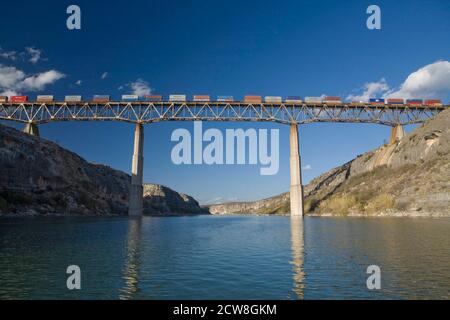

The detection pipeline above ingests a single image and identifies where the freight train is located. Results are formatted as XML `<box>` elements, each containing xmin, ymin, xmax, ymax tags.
<box><xmin>0</xmin><ymin>95</ymin><xmax>445</xmax><ymax>107</ymax></box>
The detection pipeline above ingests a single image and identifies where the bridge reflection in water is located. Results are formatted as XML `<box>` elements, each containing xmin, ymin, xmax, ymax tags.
<box><xmin>119</xmin><ymin>216</ymin><xmax>307</xmax><ymax>299</ymax></box>
<box><xmin>120</xmin><ymin>218</ymin><xmax>142</xmax><ymax>300</ymax></box>
<box><xmin>290</xmin><ymin>217</ymin><xmax>305</xmax><ymax>299</ymax></box>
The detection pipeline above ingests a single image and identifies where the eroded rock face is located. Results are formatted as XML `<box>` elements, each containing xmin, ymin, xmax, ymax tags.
<box><xmin>0</xmin><ymin>125</ymin><xmax>130</xmax><ymax>215</ymax></box>
<box><xmin>143</xmin><ymin>184</ymin><xmax>209</xmax><ymax>215</ymax></box>
<box><xmin>209</xmin><ymin>109</ymin><xmax>450</xmax><ymax>216</ymax></box>
<box><xmin>0</xmin><ymin>125</ymin><xmax>209</xmax><ymax>216</ymax></box>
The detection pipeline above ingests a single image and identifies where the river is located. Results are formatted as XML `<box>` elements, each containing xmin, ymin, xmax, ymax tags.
<box><xmin>0</xmin><ymin>215</ymin><xmax>448</xmax><ymax>299</ymax></box>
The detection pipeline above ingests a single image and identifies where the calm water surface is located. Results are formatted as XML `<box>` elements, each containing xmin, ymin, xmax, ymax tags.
<box><xmin>0</xmin><ymin>215</ymin><xmax>449</xmax><ymax>299</ymax></box>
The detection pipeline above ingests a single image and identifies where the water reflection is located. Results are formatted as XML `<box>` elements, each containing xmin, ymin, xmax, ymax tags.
<box><xmin>120</xmin><ymin>218</ymin><xmax>142</xmax><ymax>300</ymax></box>
<box><xmin>290</xmin><ymin>217</ymin><xmax>305</xmax><ymax>299</ymax></box>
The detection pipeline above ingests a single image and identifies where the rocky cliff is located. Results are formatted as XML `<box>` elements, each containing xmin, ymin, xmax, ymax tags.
<box><xmin>143</xmin><ymin>184</ymin><xmax>209</xmax><ymax>215</ymax></box>
<box><xmin>209</xmin><ymin>108</ymin><xmax>450</xmax><ymax>216</ymax></box>
<box><xmin>0</xmin><ymin>124</ymin><xmax>208</xmax><ymax>216</ymax></box>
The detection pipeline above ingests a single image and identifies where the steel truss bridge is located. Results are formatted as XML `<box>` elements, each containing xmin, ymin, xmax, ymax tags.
<box><xmin>1</xmin><ymin>101</ymin><xmax>447</xmax><ymax>217</ymax></box>
<box><xmin>0</xmin><ymin>102</ymin><xmax>447</xmax><ymax>126</ymax></box>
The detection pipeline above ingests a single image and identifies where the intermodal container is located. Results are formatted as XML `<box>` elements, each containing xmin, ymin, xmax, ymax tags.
<box><xmin>424</xmin><ymin>99</ymin><xmax>443</xmax><ymax>106</ymax></box>
<box><xmin>193</xmin><ymin>95</ymin><xmax>211</xmax><ymax>102</ymax></box>
<box><xmin>65</xmin><ymin>95</ymin><xmax>82</xmax><ymax>102</ymax></box>
<box><xmin>244</xmin><ymin>95</ymin><xmax>262</xmax><ymax>103</ymax></box>
<box><xmin>323</xmin><ymin>96</ymin><xmax>342</xmax><ymax>104</ymax></box>
<box><xmin>93</xmin><ymin>95</ymin><xmax>110</xmax><ymax>102</ymax></box>
<box><xmin>369</xmin><ymin>98</ymin><xmax>385</xmax><ymax>105</ymax></box>
<box><xmin>144</xmin><ymin>95</ymin><xmax>162</xmax><ymax>101</ymax></box>
<box><xmin>305</xmin><ymin>97</ymin><xmax>323</xmax><ymax>104</ymax></box>
<box><xmin>406</xmin><ymin>99</ymin><xmax>423</xmax><ymax>105</ymax></box>
<box><xmin>217</xmin><ymin>96</ymin><xmax>234</xmax><ymax>102</ymax></box>
<box><xmin>36</xmin><ymin>95</ymin><xmax>54</xmax><ymax>102</ymax></box>
<box><xmin>0</xmin><ymin>96</ymin><xmax>8</xmax><ymax>103</ymax></box>
<box><xmin>264</xmin><ymin>96</ymin><xmax>282</xmax><ymax>103</ymax></box>
<box><xmin>285</xmin><ymin>96</ymin><xmax>303</xmax><ymax>103</ymax></box>
<box><xmin>169</xmin><ymin>94</ymin><xmax>187</xmax><ymax>102</ymax></box>
<box><xmin>386</xmin><ymin>98</ymin><xmax>404</xmax><ymax>105</ymax></box>
<box><xmin>10</xmin><ymin>96</ymin><xmax>28</xmax><ymax>103</ymax></box>
<box><xmin>121</xmin><ymin>95</ymin><xmax>139</xmax><ymax>101</ymax></box>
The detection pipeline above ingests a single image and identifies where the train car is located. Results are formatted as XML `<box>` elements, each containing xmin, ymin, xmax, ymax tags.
<box><xmin>244</xmin><ymin>95</ymin><xmax>262</xmax><ymax>103</ymax></box>
<box><xmin>284</xmin><ymin>96</ymin><xmax>303</xmax><ymax>103</ymax></box>
<box><xmin>65</xmin><ymin>95</ymin><xmax>82</xmax><ymax>102</ymax></box>
<box><xmin>0</xmin><ymin>96</ymin><xmax>8</xmax><ymax>103</ymax></box>
<box><xmin>406</xmin><ymin>99</ymin><xmax>423</xmax><ymax>106</ymax></box>
<box><xmin>93</xmin><ymin>95</ymin><xmax>110</xmax><ymax>102</ymax></box>
<box><xmin>264</xmin><ymin>96</ymin><xmax>282</xmax><ymax>103</ymax></box>
<box><xmin>424</xmin><ymin>99</ymin><xmax>443</xmax><ymax>107</ymax></box>
<box><xmin>121</xmin><ymin>95</ymin><xmax>139</xmax><ymax>102</ymax></box>
<box><xmin>386</xmin><ymin>98</ymin><xmax>404</xmax><ymax>105</ymax></box>
<box><xmin>169</xmin><ymin>94</ymin><xmax>187</xmax><ymax>102</ymax></box>
<box><xmin>369</xmin><ymin>98</ymin><xmax>385</xmax><ymax>105</ymax></box>
<box><xmin>36</xmin><ymin>95</ymin><xmax>54</xmax><ymax>103</ymax></box>
<box><xmin>10</xmin><ymin>96</ymin><xmax>28</xmax><ymax>103</ymax></box>
<box><xmin>193</xmin><ymin>95</ymin><xmax>211</xmax><ymax>102</ymax></box>
<box><xmin>323</xmin><ymin>96</ymin><xmax>342</xmax><ymax>104</ymax></box>
<box><xmin>304</xmin><ymin>97</ymin><xmax>323</xmax><ymax>104</ymax></box>
<box><xmin>143</xmin><ymin>95</ymin><xmax>163</xmax><ymax>101</ymax></box>
<box><xmin>217</xmin><ymin>95</ymin><xmax>234</xmax><ymax>102</ymax></box>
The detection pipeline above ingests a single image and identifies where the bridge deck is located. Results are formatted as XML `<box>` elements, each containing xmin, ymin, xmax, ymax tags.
<box><xmin>0</xmin><ymin>102</ymin><xmax>447</xmax><ymax>126</ymax></box>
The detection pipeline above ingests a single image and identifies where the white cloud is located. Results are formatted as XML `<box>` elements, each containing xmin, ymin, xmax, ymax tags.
<box><xmin>346</xmin><ymin>78</ymin><xmax>389</xmax><ymax>102</ymax></box>
<box><xmin>346</xmin><ymin>60</ymin><xmax>450</xmax><ymax>101</ymax></box>
<box><xmin>0</xmin><ymin>47</ymin><xmax>17</xmax><ymax>60</ymax></box>
<box><xmin>25</xmin><ymin>47</ymin><xmax>42</xmax><ymax>64</ymax></box>
<box><xmin>385</xmin><ymin>60</ymin><xmax>450</xmax><ymax>99</ymax></box>
<box><xmin>302</xmin><ymin>164</ymin><xmax>312</xmax><ymax>170</ymax></box>
<box><xmin>129</xmin><ymin>78</ymin><xmax>152</xmax><ymax>96</ymax></box>
<box><xmin>21</xmin><ymin>70</ymin><xmax>65</xmax><ymax>91</ymax></box>
<box><xmin>101</xmin><ymin>72</ymin><xmax>108</xmax><ymax>80</ymax></box>
<box><xmin>0</xmin><ymin>64</ymin><xmax>65</xmax><ymax>95</ymax></box>
<box><xmin>75</xmin><ymin>80</ymin><xmax>82</xmax><ymax>85</ymax></box>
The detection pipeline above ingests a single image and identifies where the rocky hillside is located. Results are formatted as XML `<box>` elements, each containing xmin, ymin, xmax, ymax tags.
<box><xmin>143</xmin><ymin>184</ymin><xmax>209</xmax><ymax>215</ymax></box>
<box><xmin>0</xmin><ymin>124</ymin><xmax>208</xmax><ymax>216</ymax></box>
<box><xmin>209</xmin><ymin>108</ymin><xmax>450</xmax><ymax>216</ymax></box>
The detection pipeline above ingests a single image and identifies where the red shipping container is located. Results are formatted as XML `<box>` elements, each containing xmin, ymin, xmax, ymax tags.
<box><xmin>244</xmin><ymin>95</ymin><xmax>262</xmax><ymax>103</ymax></box>
<box><xmin>324</xmin><ymin>96</ymin><xmax>341</xmax><ymax>101</ymax></box>
<box><xmin>10</xmin><ymin>96</ymin><xmax>28</xmax><ymax>103</ymax></box>
<box><xmin>193</xmin><ymin>95</ymin><xmax>210</xmax><ymax>102</ymax></box>
<box><xmin>424</xmin><ymin>99</ymin><xmax>442</xmax><ymax>106</ymax></box>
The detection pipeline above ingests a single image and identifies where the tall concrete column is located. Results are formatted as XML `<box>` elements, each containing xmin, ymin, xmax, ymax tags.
<box><xmin>23</xmin><ymin>123</ymin><xmax>40</xmax><ymax>137</ymax></box>
<box><xmin>128</xmin><ymin>123</ymin><xmax>144</xmax><ymax>216</ymax></box>
<box><xmin>389</xmin><ymin>125</ymin><xmax>405</xmax><ymax>144</ymax></box>
<box><xmin>290</xmin><ymin>124</ymin><xmax>304</xmax><ymax>217</ymax></box>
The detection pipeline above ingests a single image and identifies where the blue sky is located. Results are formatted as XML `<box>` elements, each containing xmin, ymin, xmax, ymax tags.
<box><xmin>1</xmin><ymin>0</ymin><xmax>449</xmax><ymax>204</ymax></box>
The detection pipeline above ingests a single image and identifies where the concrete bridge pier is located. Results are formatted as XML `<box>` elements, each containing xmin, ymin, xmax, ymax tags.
<box><xmin>23</xmin><ymin>123</ymin><xmax>40</xmax><ymax>137</ymax></box>
<box><xmin>128</xmin><ymin>123</ymin><xmax>144</xmax><ymax>216</ymax></box>
<box><xmin>289</xmin><ymin>124</ymin><xmax>304</xmax><ymax>217</ymax></box>
<box><xmin>389</xmin><ymin>125</ymin><xmax>405</xmax><ymax>144</ymax></box>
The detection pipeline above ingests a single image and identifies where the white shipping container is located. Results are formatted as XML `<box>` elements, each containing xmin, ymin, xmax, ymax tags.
<box><xmin>65</xmin><ymin>95</ymin><xmax>82</xmax><ymax>102</ymax></box>
<box><xmin>285</xmin><ymin>99</ymin><xmax>303</xmax><ymax>103</ymax></box>
<box><xmin>305</xmin><ymin>97</ymin><xmax>323</xmax><ymax>103</ymax></box>
<box><xmin>264</xmin><ymin>96</ymin><xmax>282</xmax><ymax>103</ymax></box>
<box><xmin>169</xmin><ymin>94</ymin><xmax>187</xmax><ymax>102</ymax></box>
<box><xmin>121</xmin><ymin>95</ymin><xmax>139</xmax><ymax>100</ymax></box>
<box><xmin>37</xmin><ymin>95</ymin><xmax>54</xmax><ymax>101</ymax></box>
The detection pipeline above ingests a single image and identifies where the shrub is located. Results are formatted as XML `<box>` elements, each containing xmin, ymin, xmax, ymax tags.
<box><xmin>365</xmin><ymin>193</ymin><xmax>395</xmax><ymax>213</ymax></box>
<box><xmin>319</xmin><ymin>195</ymin><xmax>359</xmax><ymax>215</ymax></box>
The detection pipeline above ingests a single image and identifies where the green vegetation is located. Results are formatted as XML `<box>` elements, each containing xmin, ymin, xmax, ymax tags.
<box><xmin>365</xmin><ymin>194</ymin><xmax>395</xmax><ymax>213</ymax></box>
<box><xmin>318</xmin><ymin>195</ymin><xmax>359</xmax><ymax>215</ymax></box>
